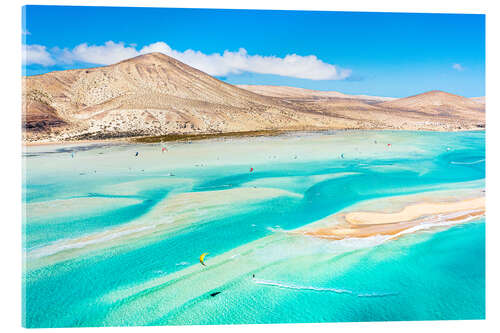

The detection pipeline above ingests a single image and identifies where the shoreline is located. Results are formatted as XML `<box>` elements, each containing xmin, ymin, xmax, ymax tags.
<box><xmin>22</xmin><ymin>137</ymin><xmax>129</xmax><ymax>147</ymax></box>
<box><xmin>23</xmin><ymin>128</ymin><xmax>486</xmax><ymax>146</ymax></box>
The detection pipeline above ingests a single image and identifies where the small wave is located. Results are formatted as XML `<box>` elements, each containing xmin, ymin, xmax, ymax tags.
<box><xmin>450</xmin><ymin>159</ymin><xmax>485</xmax><ymax>165</ymax></box>
<box><xmin>254</xmin><ymin>279</ymin><xmax>397</xmax><ymax>298</ymax></box>
<box><xmin>384</xmin><ymin>210</ymin><xmax>483</xmax><ymax>241</ymax></box>
<box><xmin>175</xmin><ymin>261</ymin><xmax>189</xmax><ymax>266</ymax></box>
<box><xmin>267</xmin><ymin>226</ymin><xmax>284</xmax><ymax>233</ymax></box>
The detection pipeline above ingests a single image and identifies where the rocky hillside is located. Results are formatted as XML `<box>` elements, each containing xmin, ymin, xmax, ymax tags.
<box><xmin>22</xmin><ymin>53</ymin><xmax>486</xmax><ymax>143</ymax></box>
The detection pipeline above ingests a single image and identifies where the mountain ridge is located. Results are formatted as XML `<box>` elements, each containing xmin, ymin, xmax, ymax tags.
<box><xmin>22</xmin><ymin>53</ymin><xmax>485</xmax><ymax>143</ymax></box>
<box><xmin>236</xmin><ymin>84</ymin><xmax>396</xmax><ymax>102</ymax></box>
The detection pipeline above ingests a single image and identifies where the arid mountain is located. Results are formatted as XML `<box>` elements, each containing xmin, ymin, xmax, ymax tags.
<box><xmin>470</xmin><ymin>96</ymin><xmax>485</xmax><ymax>105</ymax></box>
<box><xmin>236</xmin><ymin>84</ymin><xmax>396</xmax><ymax>102</ymax></box>
<box><xmin>22</xmin><ymin>53</ymin><xmax>485</xmax><ymax>143</ymax></box>
<box><xmin>23</xmin><ymin>53</ymin><xmax>366</xmax><ymax>142</ymax></box>
<box><xmin>379</xmin><ymin>90</ymin><xmax>484</xmax><ymax>116</ymax></box>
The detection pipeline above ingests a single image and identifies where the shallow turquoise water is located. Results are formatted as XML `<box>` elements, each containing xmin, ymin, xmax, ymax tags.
<box><xmin>22</xmin><ymin>131</ymin><xmax>485</xmax><ymax>327</ymax></box>
<box><xmin>161</xmin><ymin>221</ymin><xmax>485</xmax><ymax>324</ymax></box>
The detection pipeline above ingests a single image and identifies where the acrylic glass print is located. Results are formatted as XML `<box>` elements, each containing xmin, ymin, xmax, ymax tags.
<box><xmin>22</xmin><ymin>5</ymin><xmax>485</xmax><ymax>328</ymax></box>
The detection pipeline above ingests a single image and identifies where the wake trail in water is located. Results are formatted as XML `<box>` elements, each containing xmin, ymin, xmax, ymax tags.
<box><xmin>450</xmin><ymin>159</ymin><xmax>485</xmax><ymax>165</ymax></box>
<box><xmin>254</xmin><ymin>279</ymin><xmax>398</xmax><ymax>297</ymax></box>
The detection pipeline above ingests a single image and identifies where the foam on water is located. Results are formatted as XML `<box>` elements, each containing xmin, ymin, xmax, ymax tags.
<box><xmin>253</xmin><ymin>278</ymin><xmax>398</xmax><ymax>297</ymax></box>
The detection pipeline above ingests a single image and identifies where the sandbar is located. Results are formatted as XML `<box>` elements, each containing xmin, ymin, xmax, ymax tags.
<box><xmin>297</xmin><ymin>193</ymin><xmax>485</xmax><ymax>240</ymax></box>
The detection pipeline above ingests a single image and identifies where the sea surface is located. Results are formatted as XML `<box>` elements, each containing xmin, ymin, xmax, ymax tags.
<box><xmin>22</xmin><ymin>130</ymin><xmax>485</xmax><ymax>327</ymax></box>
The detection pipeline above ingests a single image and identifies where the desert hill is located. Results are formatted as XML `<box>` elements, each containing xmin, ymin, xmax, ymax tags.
<box><xmin>22</xmin><ymin>53</ymin><xmax>485</xmax><ymax>143</ymax></box>
<box><xmin>236</xmin><ymin>84</ymin><xmax>395</xmax><ymax>102</ymax></box>
<box><xmin>379</xmin><ymin>90</ymin><xmax>484</xmax><ymax>116</ymax></box>
<box><xmin>24</xmin><ymin>53</ymin><xmax>369</xmax><ymax>142</ymax></box>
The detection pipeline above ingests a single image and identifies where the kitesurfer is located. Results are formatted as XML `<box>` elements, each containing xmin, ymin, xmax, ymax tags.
<box><xmin>200</xmin><ymin>252</ymin><xmax>209</xmax><ymax>266</ymax></box>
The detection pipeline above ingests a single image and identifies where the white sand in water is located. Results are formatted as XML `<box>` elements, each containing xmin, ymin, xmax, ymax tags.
<box><xmin>26</xmin><ymin>187</ymin><xmax>302</xmax><ymax>268</ymax></box>
<box><xmin>25</xmin><ymin>197</ymin><xmax>143</xmax><ymax>222</ymax></box>
<box><xmin>296</xmin><ymin>189</ymin><xmax>485</xmax><ymax>240</ymax></box>
<box><xmin>24</xmin><ymin>130</ymin><xmax>460</xmax><ymax>177</ymax></box>
<box><xmin>346</xmin><ymin>197</ymin><xmax>485</xmax><ymax>225</ymax></box>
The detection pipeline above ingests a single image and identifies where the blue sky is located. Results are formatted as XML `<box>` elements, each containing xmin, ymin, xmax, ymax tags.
<box><xmin>22</xmin><ymin>6</ymin><xmax>485</xmax><ymax>97</ymax></box>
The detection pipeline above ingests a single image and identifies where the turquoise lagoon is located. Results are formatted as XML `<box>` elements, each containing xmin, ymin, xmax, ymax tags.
<box><xmin>22</xmin><ymin>131</ymin><xmax>485</xmax><ymax>327</ymax></box>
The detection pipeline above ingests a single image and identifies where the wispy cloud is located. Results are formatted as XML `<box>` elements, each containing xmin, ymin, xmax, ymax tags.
<box><xmin>452</xmin><ymin>63</ymin><xmax>464</xmax><ymax>71</ymax></box>
<box><xmin>22</xmin><ymin>44</ymin><xmax>55</xmax><ymax>66</ymax></box>
<box><xmin>23</xmin><ymin>41</ymin><xmax>351</xmax><ymax>80</ymax></box>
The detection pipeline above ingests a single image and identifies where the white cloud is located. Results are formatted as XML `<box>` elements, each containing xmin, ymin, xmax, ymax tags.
<box><xmin>22</xmin><ymin>44</ymin><xmax>55</xmax><ymax>66</ymax></box>
<box><xmin>452</xmin><ymin>63</ymin><xmax>464</xmax><ymax>71</ymax></box>
<box><xmin>139</xmin><ymin>42</ymin><xmax>351</xmax><ymax>80</ymax></box>
<box><xmin>59</xmin><ymin>41</ymin><xmax>139</xmax><ymax>65</ymax></box>
<box><xmin>35</xmin><ymin>41</ymin><xmax>350</xmax><ymax>80</ymax></box>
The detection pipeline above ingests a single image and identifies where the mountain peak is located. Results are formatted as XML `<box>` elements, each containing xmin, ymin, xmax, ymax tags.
<box><xmin>115</xmin><ymin>52</ymin><xmax>177</xmax><ymax>65</ymax></box>
<box><xmin>420</xmin><ymin>90</ymin><xmax>459</xmax><ymax>97</ymax></box>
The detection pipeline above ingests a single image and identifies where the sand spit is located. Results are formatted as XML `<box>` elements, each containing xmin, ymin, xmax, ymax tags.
<box><xmin>346</xmin><ymin>197</ymin><xmax>485</xmax><ymax>225</ymax></box>
<box><xmin>296</xmin><ymin>192</ymin><xmax>485</xmax><ymax>240</ymax></box>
